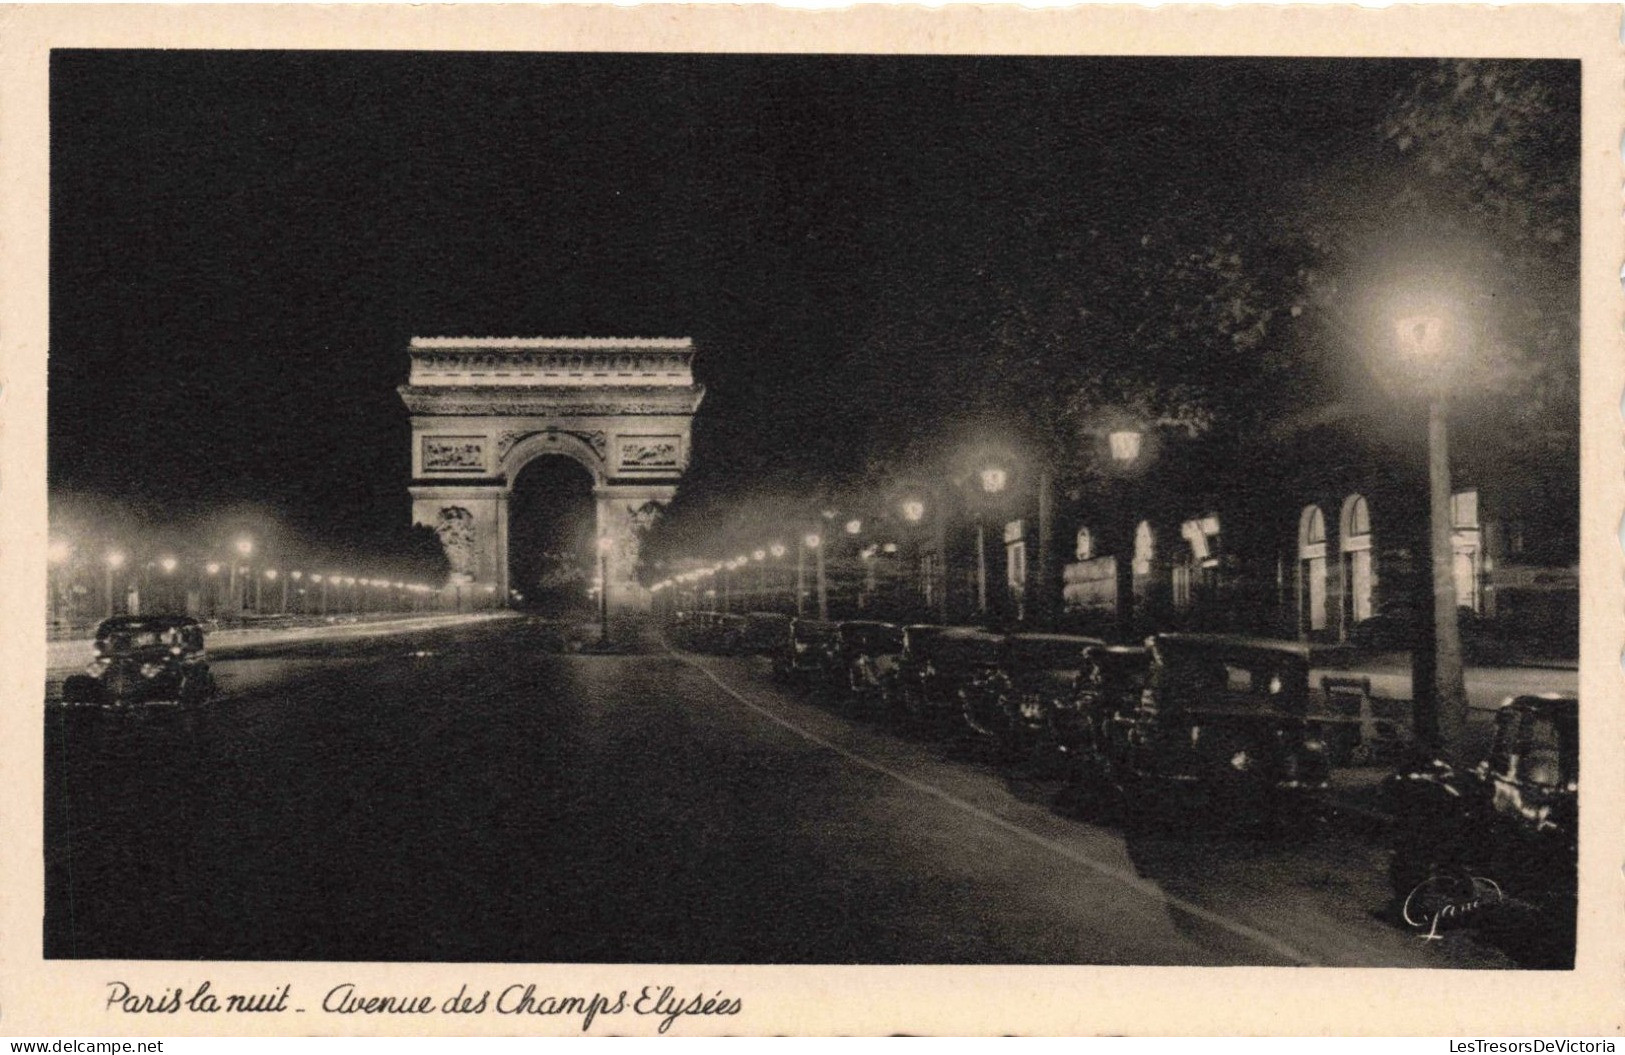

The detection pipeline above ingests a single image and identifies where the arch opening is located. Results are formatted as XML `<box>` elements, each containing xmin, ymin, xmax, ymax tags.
<box><xmin>508</xmin><ymin>455</ymin><xmax>597</xmax><ymax>615</ymax></box>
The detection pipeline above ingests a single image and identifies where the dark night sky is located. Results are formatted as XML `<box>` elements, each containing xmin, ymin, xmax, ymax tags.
<box><xmin>49</xmin><ymin>52</ymin><xmax>1424</xmax><ymax>556</ymax></box>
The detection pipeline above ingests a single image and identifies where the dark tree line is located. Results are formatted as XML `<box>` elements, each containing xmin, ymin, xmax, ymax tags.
<box><xmin>641</xmin><ymin>59</ymin><xmax>1578</xmax><ymax>575</ymax></box>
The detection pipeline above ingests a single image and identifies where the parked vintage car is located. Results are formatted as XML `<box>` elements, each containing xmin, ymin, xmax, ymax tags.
<box><xmin>1087</xmin><ymin>634</ymin><xmax>1329</xmax><ymax>816</ymax></box>
<box><xmin>882</xmin><ymin>624</ymin><xmax>947</xmax><ymax>721</ymax></box>
<box><xmin>668</xmin><ymin>610</ymin><xmax>698</xmax><ymax>649</ymax></box>
<box><xmin>1050</xmin><ymin>644</ymin><xmax>1152</xmax><ymax>779</ymax></box>
<box><xmin>1383</xmin><ymin>694</ymin><xmax>1577</xmax><ymax>949</ymax></box>
<box><xmin>828</xmin><ymin>621</ymin><xmax>905</xmax><ymax>710</ymax></box>
<box><xmin>771</xmin><ymin>618</ymin><xmax>841</xmax><ymax>680</ymax></box>
<box><xmin>60</xmin><ymin>615</ymin><xmax>216</xmax><ymax>707</ymax></box>
<box><xmin>738</xmin><ymin>612</ymin><xmax>794</xmax><ymax>657</ymax></box>
<box><xmin>897</xmin><ymin>625</ymin><xmax>1004</xmax><ymax>730</ymax></box>
<box><xmin>960</xmin><ymin>632</ymin><xmax>1103</xmax><ymax>758</ymax></box>
<box><xmin>703</xmin><ymin>613</ymin><xmax>749</xmax><ymax>654</ymax></box>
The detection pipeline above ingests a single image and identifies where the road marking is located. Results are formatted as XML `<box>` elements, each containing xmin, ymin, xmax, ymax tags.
<box><xmin>672</xmin><ymin>650</ymin><xmax>1319</xmax><ymax>966</ymax></box>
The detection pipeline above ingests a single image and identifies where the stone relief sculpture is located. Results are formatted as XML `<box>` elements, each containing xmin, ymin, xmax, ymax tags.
<box><xmin>434</xmin><ymin>507</ymin><xmax>477</xmax><ymax>576</ymax></box>
<box><xmin>496</xmin><ymin>427</ymin><xmax>608</xmax><ymax>463</ymax></box>
<box><xmin>619</xmin><ymin>438</ymin><xmax>681</xmax><ymax>470</ymax></box>
<box><xmin>422</xmin><ymin>436</ymin><xmax>486</xmax><ymax>472</ymax></box>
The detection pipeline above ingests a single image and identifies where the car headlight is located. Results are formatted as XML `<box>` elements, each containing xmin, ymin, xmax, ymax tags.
<box><xmin>140</xmin><ymin>663</ymin><xmax>162</xmax><ymax>678</ymax></box>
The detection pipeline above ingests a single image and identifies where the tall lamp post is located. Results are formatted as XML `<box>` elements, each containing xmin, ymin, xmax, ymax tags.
<box><xmin>104</xmin><ymin>550</ymin><xmax>125</xmax><ymax>618</ymax></box>
<box><xmin>159</xmin><ymin>556</ymin><xmax>178</xmax><ymax>614</ymax></box>
<box><xmin>205</xmin><ymin>562</ymin><xmax>222</xmax><ymax>618</ymax></box>
<box><xmin>597</xmin><ymin>536</ymin><xmax>614</xmax><ymax>642</ymax></box>
<box><xmin>972</xmin><ymin>462</ymin><xmax>1011</xmax><ymax>618</ymax></box>
<box><xmin>897</xmin><ymin>494</ymin><xmax>930</xmax><ymax>619</ymax></box>
<box><xmin>769</xmin><ymin>543</ymin><xmax>787</xmax><ymax>611</ymax></box>
<box><xmin>48</xmin><ymin>539</ymin><xmax>73</xmax><ymax>627</ymax></box>
<box><xmin>233</xmin><ymin>536</ymin><xmax>254</xmax><ymax>615</ymax></box>
<box><xmin>1099</xmin><ymin>423</ymin><xmax>1148</xmax><ymax>636</ymax></box>
<box><xmin>805</xmin><ymin>533</ymin><xmax>825</xmax><ymax>619</ymax></box>
<box><xmin>1393</xmin><ymin>304</ymin><xmax>1469</xmax><ymax>752</ymax></box>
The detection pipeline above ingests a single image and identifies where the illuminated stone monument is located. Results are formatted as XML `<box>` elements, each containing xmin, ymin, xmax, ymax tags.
<box><xmin>398</xmin><ymin>337</ymin><xmax>704</xmax><ymax>610</ymax></box>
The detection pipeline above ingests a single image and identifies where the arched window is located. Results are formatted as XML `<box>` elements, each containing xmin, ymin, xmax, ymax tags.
<box><xmin>1299</xmin><ymin>505</ymin><xmax>1328</xmax><ymax>633</ymax></box>
<box><xmin>1132</xmin><ymin>521</ymin><xmax>1155</xmax><ymax>576</ymax></box>
<box><xmin>1340</xmin><ymin>494</ymin><xmax>1374</xmax><ymax>625</ymax></box>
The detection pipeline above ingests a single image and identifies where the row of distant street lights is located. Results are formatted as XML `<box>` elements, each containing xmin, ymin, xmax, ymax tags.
<box><xmin>46</xmin><ymin>533</ymin><xmax>487</xmax><ymax>624</ymax></box>
<box><xmin>646</xmin><ymin>439</ymin><xmax>1119</xmax><ymax>623</ymax></box>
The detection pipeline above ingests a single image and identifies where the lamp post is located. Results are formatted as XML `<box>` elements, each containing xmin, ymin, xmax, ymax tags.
<box><xmin>597</xmin><ymin>536</ymin><xmax>614</xmax><ymax>643</ymax></box>
<box><xmin>204</xmin><ymin>562</ymin><xmax>221</xmax><ymax>617</ymax></box>
<box><xmin>796</xmin><ymin>535</ymin><xmax>810</xmax><ymax>617</ymax></box>
<box><xmin>158</xmin><ymin>556</ymin><xmax>177</xmax><ymax>614</ymax></box>
<box><xmin>1393</xmin><ymin>305</ymin><xmax>1469</xmax><ymax>752</ymax></box>
<box><xmin>770</xmin><ymin>543</ymin><xmax>787</xmax><ymax>611</ymax></box>
<box><xmin>48</xmin><ymin>539</ymin><xmax>73</xmax><ymax>627</ymax></box>
<box><xmin>104</xmin><ymin>550</ymin><xmax>125</xmax><ymax>618</ymax></box>
<box><xmin>805</xmin><ymin>533</ymin><xmax>825</xmax><ymax>619</ymax></box>
<box><xmin>1101</xmin><ymin>424</ymin><xmax>1148</xmax><ymax>636</ymax></box>
<box><xmin>233</xmin><ymin>536</ymin><xmax>254</xmax><ymax>614</ymax></box>
<box><xmin>974</xmin><ymin>464</ymin><xmax>1009</xmax><ymax>617</ymax></box>
<box><xmin>897</xmin><ymin>495</ymin><xmax>927</xmax><ymax>617</ymax></box>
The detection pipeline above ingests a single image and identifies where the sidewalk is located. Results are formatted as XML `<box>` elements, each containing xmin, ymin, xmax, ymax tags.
<box><xmin>1306</xmin><ymin>653</ymin><xmax>1573</xmax><ymax>826</ymax></box>
<box><xmin>46</xmin><ymin>610</ymin><xmax>517</xmax><ymax>673</ymax></box>
<box><xmin>1309</xmin><ymin>651</ymin><xmax>1576</xmax><ymax>715</ymax></box>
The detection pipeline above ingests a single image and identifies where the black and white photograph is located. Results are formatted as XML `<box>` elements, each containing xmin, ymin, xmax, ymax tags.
<box><xmin>10</xmin><ymin>3</ymin><xmax>1622</xmax><ymax>1035</ymax></box>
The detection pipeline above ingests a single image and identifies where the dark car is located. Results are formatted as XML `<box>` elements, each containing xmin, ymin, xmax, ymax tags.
<box><xmin>898</xmin><ymin>626</ymin><xmax>1004</xmax><ymax>731</ymax></box>
<box><xmin>771</xmin><ymin>618</ymin><xmax>840</xmax><ymax>680</ymax></box>
<box><xmin>703</xmin><ymin>613</ymin><xmax>748</xmax><ymax>654</ymax></box>
<box><xmin>828</xmin><ymin>621</ymin><xmax>905</xmax><ymax>710</ymax></box>
<box><xmin>884</xmin><ymin>624</ymin><xmax>948</xmax><ymax>722</ymax></box>
<box><xmin>961</xmin><ymin>632</ymin><xmax>1103</xmax><ymax>758</ymax></box>
<box><xmin>60</xmin><ymin>615</ymin><xmax>215</xmax><ymax>707</ymax></box>
<box><xmin>1384</xmin><ymin>694</ymin><xmax>1577</xmax><ymax>953</ymax></box>
<box><xmin>738</xmin><ymin>612</ymin><xmax>794</xmax><ymax>657</ymax></box>
<box><xmin>667</xmin><ymin>610</ymin><xmax>695</xmax><ymax>649</ymax></box>
<box><xmin>1088</xmin><ymin>634</ymin><xmax>1329</xmax><ymax>815</ymax></box>
<box><xmin>1051</xmin><ymin>644</ymin><xmax>1152</xmax><ymax>780</ymax></box>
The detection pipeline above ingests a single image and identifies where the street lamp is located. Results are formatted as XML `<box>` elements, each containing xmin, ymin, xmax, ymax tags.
<box><xmin>234</xmin><ymin>536</ymin><xmax>254</xmax><ymax>615</ymax></box>
<box><xmin>972</xmin><ymin>454</ymin><xmax>1013</xmax><ymax>618</ymax></box>
<box><xmin>48</xmin><ymin>539</ymin><xmax>73</xmax><ymax>626</ymax></box>
<box><xmin>1108</xmin><ymin>430</ymin><xmax>1144</xmax><ymax>465</ymax></box>
<box><xmin>1095</xmin><ymin>418</ymin><xmax>1148</xmax><ymax>635</ymax></box>
<box><xmin>596</xmin><ymin>536</ymin><xmax>614</xmax><ymax>643</ymax></box>
<box><xmin>104</xmin><ymin>550</ymin><xmax>125</xmax><ymax>618</ymax></box>
<box><xmin>1392</xmin><ymin>296</ymin><xmax>1470</xmax><ymax>752</ymax></box>
<box><xmin>796</xmin><ymin>533</ymin><xmax>823</xmax><ymax>619</ymax></box>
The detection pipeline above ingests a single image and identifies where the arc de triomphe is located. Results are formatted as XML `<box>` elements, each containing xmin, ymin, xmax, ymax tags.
<box><xmin>398</xmin><ymin>337</ymin><xmax>704</xmax><ymax>610</ymax></box>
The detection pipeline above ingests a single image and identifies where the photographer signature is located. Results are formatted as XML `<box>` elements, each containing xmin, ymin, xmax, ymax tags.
<box><xmin>1403</xmin><ymin>874</ymin><xmax>1504</xmax><ymax>941</ymax></box>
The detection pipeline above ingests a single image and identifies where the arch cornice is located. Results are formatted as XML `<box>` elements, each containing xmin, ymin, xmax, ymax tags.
<box><xmin>501</xmin><ymin>428</ymin><xmax>607</xmax><ymax>486</ymax></box>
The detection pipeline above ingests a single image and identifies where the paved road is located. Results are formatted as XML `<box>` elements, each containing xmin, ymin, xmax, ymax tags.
<box><xmin>44</xmin><ymin>617</ymin><xmax>1522</xmax><ymax>966</ymax></box>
